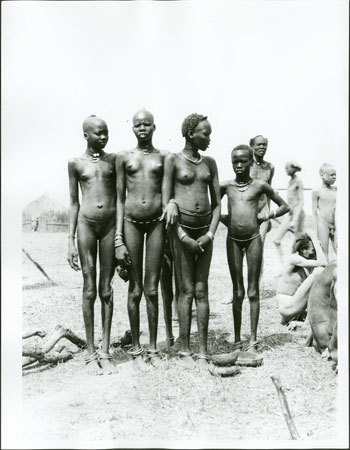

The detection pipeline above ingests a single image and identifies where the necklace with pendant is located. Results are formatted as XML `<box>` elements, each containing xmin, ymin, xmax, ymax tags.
<box><xmin>181</xmin><ymin>151</ymin><xmax>202</xmax><ymax>165</ymax></box>
<box><xmin>137</xmin><ymin>146</ymin><xmax>154</xmax><ymax>155</ymax></box>
<box><xmin>87</xmin><ymin>151</ymin><xmax>104</xmax><ymax>163</ymax></box>
<box><xmin>234</xmin><ymin>178</ymin><xmax>253</xmax><ymax>192</ymax></box>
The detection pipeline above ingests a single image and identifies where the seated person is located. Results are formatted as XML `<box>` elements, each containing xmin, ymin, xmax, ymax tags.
<box><xmin>276</xmin><ymin>230</ymin><xmax>327</xmax><ymax>325</ymax></box>
<box><xmin>307</xmin><ymin>261</ymin><xmax>337</xmax><ymax>365</ymax></box>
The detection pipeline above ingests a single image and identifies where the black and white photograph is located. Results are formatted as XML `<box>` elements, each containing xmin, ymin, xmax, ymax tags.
<box><xmin>2</xmin><ymin>0</ymin><xmax>349</xmax><ymax>448</ymax></box>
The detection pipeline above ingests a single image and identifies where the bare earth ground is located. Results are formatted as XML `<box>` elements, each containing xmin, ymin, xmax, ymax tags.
<box><xmin>22</xmin><ymin>222</ymin><xmax>338</xmax><ymax>444</ymax></box>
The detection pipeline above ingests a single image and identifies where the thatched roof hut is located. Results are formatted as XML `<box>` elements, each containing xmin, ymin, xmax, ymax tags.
<box><xmin>22</xmin><ymin>194</ymin><xmax>68</xmax><ymax>232</ymax></box>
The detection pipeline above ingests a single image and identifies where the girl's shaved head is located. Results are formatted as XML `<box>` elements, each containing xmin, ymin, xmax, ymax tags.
<box><xmin>82</xmin><ymin>115</ymin><xmax>107</xmax><ymax>132</ymax></box>
<box><xmin>132</xmin><ymin>109</ymin><xmax>154</xmax><ymax>124</ymax></box>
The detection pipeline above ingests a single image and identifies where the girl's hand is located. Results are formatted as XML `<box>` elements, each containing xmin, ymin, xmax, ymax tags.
<box><xmin>181</xmin><ymin>235</ymin><xmax>203</xmax><ymax>255</ymax></box>
<box><xmin>67</xmin><ymin>243</ymin><xmax>80</xmax><ymax>271</ymax></box>
<box><xmin>220</xmin><ymin>214</ymin><xmax>229</xmax><ymax>227</ymax></box>
<box><xmin>160</xmin><ymin>202</ymin><xmax>179</xmax><ymax>228</ymax></box>
<box><xmin>196</xmin><ymin>234</ymin><xmax>211</xmax><ymax>250</ymax></box>
<box><xmin>115</xmin><ymin>245</ymin><xmax>131</xmax><ymax>266</ymax></box>
<box><xmin>257</xmin><ymin>212</ymin><xmax>268</xmax><ymax>225</ymax></box>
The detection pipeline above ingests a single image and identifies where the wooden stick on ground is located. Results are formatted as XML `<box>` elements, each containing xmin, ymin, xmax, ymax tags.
<box><xmin>22</xmin><ymin>325</ymin><xmax>86</xmax><ymax>366</ymax></box>
<box><xmin>22</xmin><ymin>248</ymin><xmax>53</xmax><ymax>282</ymax></box>
<box><xmin>22</xmin><ymin>329</ymin><xmax>47</xmax><ymax>339</ymax></box>
<box><xmin>22</xmin><ymin>351</ymin><xmax>73</xmax><ymax>367</ymax></box>
<box><xmin>271</xmin><ymin>375</ymin><xmax>301</xmax><ymax>440</ymax></box>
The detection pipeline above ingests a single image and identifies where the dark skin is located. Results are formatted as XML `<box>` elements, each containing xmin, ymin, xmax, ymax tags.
<box><xmin>250</xmin><ymin>136</ymin><xmax>275</xmax><ymax>243</ymax></box>
<box><xmin>312</xmin><ymin>166</ymin><xmax>337</xmax><ymax>260</ymax></box>
<box><xmin>163</xmin><ymin>119</ymin><xmax>221</xmax><ymax>371</ymax></box>
<box><xmin>115</xmin><ymin>109</ymin><xmax>169</xmax><ymax>370</ymax></box>
<box><xmin>221</xmin><ymin>149</ymin><xmax>289</xmax><ymax>350</ymax></box>
<box><xmin>223</xmin><ymin>136</ymin><xmax>275</xmax><ymax>305</ymax></box>
<box><xmin>160</xmin><ymin>235</ymin><xmax>180</xmax><ymax>350</ymax></box>
<box><xmin>67</xmin><ymin>116</ymin><xmax>117</xmax><ymax>375</ymax></box>
<box><xmin>274</xmin><ymin>163</ymin><xmax>305</xmax><ymax>267</ymax></box>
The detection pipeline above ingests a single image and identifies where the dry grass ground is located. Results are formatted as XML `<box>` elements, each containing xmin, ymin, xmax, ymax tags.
<box><xmin>22</xmin><ymin>222</ymin><xmax>338</xmax><ymax>444</ymax></box>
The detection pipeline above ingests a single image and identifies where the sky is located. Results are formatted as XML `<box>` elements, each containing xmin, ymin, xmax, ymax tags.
<box><xmin>2</xmin><ymin>0</ymin><xmax>348</xmax><ymax>213</ymax></box>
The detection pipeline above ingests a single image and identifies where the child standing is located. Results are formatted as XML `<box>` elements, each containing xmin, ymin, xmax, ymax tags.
<box><xmin>312</xmin><ymin>164</ymin><xmax>337</xmax><ymax>260</ymax></box>
<box><xmin>220</xmin><ymin>145</ymin><xmax>289</xmax><ymax>351</ymax></box>
<box><xmin>67</xmin><ymin>115</ymin><xmax>117</xmax><ymax>375</ymax></box>
<box><xmin>274</xmin><ymin>161</ymin><xmax>305</xmax><ymax>266</ymax></box>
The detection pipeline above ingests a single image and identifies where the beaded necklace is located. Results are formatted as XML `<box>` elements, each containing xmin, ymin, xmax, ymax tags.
<box><xmin>181</xmin><ymin>150</ymin><xmax>202</xmax><ymax>165</ymax></box>
<box><xmin>87</xmin><ymin>151</ymin><xmax>105</xmax><ymax>163</ymax></box>
<box><xmin>234</xmin><ymin>178</ymin><xmax>253</xmax><ymax>192</ymax></box>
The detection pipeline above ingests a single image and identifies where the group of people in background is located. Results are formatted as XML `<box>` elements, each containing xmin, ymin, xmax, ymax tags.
<box><xmin>67</xmin><ymin>111</ymin><xmax>337</xmax><ymax>375</ymax></box>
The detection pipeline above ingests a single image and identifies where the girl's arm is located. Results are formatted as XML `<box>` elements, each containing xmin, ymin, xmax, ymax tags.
<box><xmin>115</xmin><ymin>151</ymin><xmax>131</xmax><ymax>265</ymax></box>
<box><xmin>219</xmin><ymin>181</ymin><xmax>229</xmax><ymax>227</ymax></box>
<box><xmin>291</xmin><ymin>230</ymin><xmax>327</xmax><ymax>268</ymax></box>
<box><xmin>266</xmin><ymin>164</ymin><xmax>275</xmax><ymax>209</ymax></box>
<box><xmin>311</xmin><ymin>189</ymin><xmax>319</xmax><ymax>232</ymax></box>
<box><xmin>67</xmin><ymin>160</ymin><xmax>80</xmax><ymax>271</ymax></box>
<box><xmin>261</xmin><ymin>183</ymin><xmax>290</xmax><ymax>220</ymax></box>
<box><xmin>207</xmin><ymin>157</ymin><xmax>221</xmax><ymax>237</ymax></box>
<box><xmin>160</xmin><ymin>153</ymin><xmax>179</xmax><ymax>227</ymax></box>
<box><xmin>196</xmin><ymin>157</ymin><xmax>221</xmax><ymax>249</ymax></box>
<box><xmin>220</xmin><ymin>180</ymin><xmax>228</xmax><ymax>199</ymax></box>
<box><xmin>291</xmin><ymin>178</ymin><xmax>304</xmax><ymax>227</ymax></box>
<box><xmin>268</xmin><ymin>164</ymin><xmax>275</xmax><ymax>186</ymax></box>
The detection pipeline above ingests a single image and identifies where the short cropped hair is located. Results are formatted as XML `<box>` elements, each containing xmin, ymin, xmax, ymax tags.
<box><xmin>181</xmin><ymin>113</ymin><xmax>208</xmax><ymax>138</ymax></box>
<box><xmin>286</xmin><ymin>161</ymin><xmax>302</xmax><ymax>172</ymax></box>
<box><xmin>291</xmin><ymin>233</ymin><xmax>312</xmax><ymax>254</ymax></box>
<box><xmin>82</xmin><ymin>115</ymin><xmax>97</xmax><ymax>132</ymax></box>
<box><xmin>319</xmin><ymin>163</ymin><xmax>335</xmax><ymax>176</ymax></box>
<box><xmin>231</xmin><ymin>145</ymin><xmax>254</xmax><ymax>160</ymax></box>
<box><xmin>249</xmin><ymin>135</ymin><xmax>268</xmax><ymax>147</ymax></box>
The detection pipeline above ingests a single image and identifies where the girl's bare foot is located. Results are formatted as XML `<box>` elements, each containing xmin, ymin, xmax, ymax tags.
<box><xmin>98</xmin><ymin>352</ymin><xmax>118</xmax><ymax>375</ymax></box>
<box><xmin>128</xmin><ymin>347</ymin><xmax>149</xmax><ymax>372</ymax></box>
<box><xmin>178</xmin><ymin>351</ymin><xmax>197</xmax><ymax>369</ymax></box>
<box><xmin>196</xmin><ymin>354</ymin><xmax>209</xmax><ymax>372</ymax></box>
<box><xmin>147</xmin><ymin>349</ymin><xmax>168</xmax><ymax>369</ymax></box>
<box><xmin>133</xmin><ymin>355</ymin><xmax>149</xmax><ymax>372</ymax></box>
<box><xmin>246</xmin><ymin>340</ymin><xmax>259</xmax><ymax>353</ymax></box>
<box><xmin>84</xmin><ymin>351</ymin><xmax>103</xmax><ymax>375</ymax></box>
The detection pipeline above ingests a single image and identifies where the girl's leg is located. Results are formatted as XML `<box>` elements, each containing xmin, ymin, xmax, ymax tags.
<box><xmin>77</xmin><ymin>218</ymin><xmax>100</xmax><ymax>375</ymax></box>
<box><xmin>330</xmin><ymin>229</ymin><xmax>337</xmax><ymax>256</ymax></box>
<box><xmin>171</xmin><ymin>231</ymin><xmax>196</xmax><ymax>368</ymax></box>
<box><xmin>258</xmin><ymin>205</ymin><xmax>270</xmax><ymax>291</ymax></box>
<box><xmin>226</xmin><ymin>238</ymin><xmax>245</xmax><ymax>344</ymax></box>
<box><xmin>124</xmin><ymin>220</ymin><xmax>144</xmax><ymax>352</ymax></box>
<box><xmin>295</xmin><ymin>210</ymin><xmax>305</xmax><ymax>233</ymax></box>
<box><xmin>144</xmin><ymin>220</ymin><xmax>165</xmax><ymax>350</ymax></box>
<box><xmin>317</xmin><ymin>219</ymin><xmax>330</xmax><ymax>260</ymax></box>
<box><xmin>246</xmin><ymin>236</ymin><xmax>263</xmax><ymax>349</ymax></box>
<box><xmin>274</xmin><ymin>214</ymin><xmax>292</xmax><ymax>267</ymax></box>
<box><xmin>279</xmin><ymin>266</ymin><xmax>325</xmax><ymax>321</ymax></box>
<box><xmin>160</xmin><ymin>235</ymin><xmax>175</xmax><ymax>348</ymax></box>
<box><xmin>98</xmin><ymin>220</ymin><xmax>118</xmax><ymax>374</ymax></box>
<box><xmin>194</xmin><ymin>240</ymin><xmax>213</xmax><ymax>369</ymax></box>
